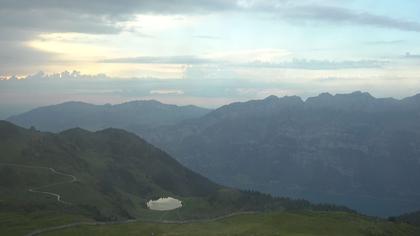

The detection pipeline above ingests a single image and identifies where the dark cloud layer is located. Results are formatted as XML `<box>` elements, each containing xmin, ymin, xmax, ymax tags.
<box><xmin>0</xmin><ymin>0</ymin><xmax>236</xmax><ymax>36</ymax></box>
<box><xmin>0</xmin><ymin>0</ymin><xmax>236</xmax><ymax>15</ymax></box>
<box><xmin>2</xmin><ymin>1</ymin><xmax>420</xmax><ymax>38</ymax></box>
<box><xmin>277</xmin><ymin>5</ymin><xmax>420</xmax><ymax>32</ymax></box>
<box><xmin>0</xmin><ymin>1</ymin><xmax>235</xmax><ymax>44</ymax></box>
<box><xmin>1</xmin><ymin>1</ymin><xmax>420</xmax><ymax>75</ymax></box>
<box><xmin>0</xmin><ymin>0</ymin><xmax>238</xmax><ymax>72</ymax></box>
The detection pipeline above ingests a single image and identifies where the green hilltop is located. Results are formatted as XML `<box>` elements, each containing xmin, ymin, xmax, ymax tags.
<box><xmin>0</xmin><ymin>121</ymin><xmax>418</xmax><ymax>236</ymax></box>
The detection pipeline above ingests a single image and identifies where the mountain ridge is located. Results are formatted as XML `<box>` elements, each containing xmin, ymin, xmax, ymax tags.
<box><xmin>7</xmin><ymin>100</ymin><xmax>211</xmax><ymax>133</ymax></box>
<box><xmin>143</xmin><ymin>91</ymin><xmax>420</xmax><ymax>217</ymax></box>
<box><xmin>5</xmin><ymin>92</ymin><xmax>420</xmax><ymax>217</ymax></box>
<box><xmin>0</xmin><ymin>120</ymin><xmax>357</xmax><ymax>223</ymax></box>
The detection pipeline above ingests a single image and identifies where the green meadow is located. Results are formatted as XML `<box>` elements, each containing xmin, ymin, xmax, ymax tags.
<box><xmin>34</xmin><ymin>211</ymin><xmax>420</xmax><ymax>236</ymax></box>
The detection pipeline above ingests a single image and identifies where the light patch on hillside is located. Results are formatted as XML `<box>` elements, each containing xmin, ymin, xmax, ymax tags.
<box><xmin>147</xmin><ymin>197</ymin><xmax>182</xmax><ymax>211</ymax></box>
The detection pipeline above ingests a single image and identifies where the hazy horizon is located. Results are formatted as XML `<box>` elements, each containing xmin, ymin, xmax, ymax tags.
<box><xmin>2</xmin><ymin>1</ymin><xmax>420</xmax><ymax>234</ymax></box>
<box><xmin>1</xmin><ymin>0</ymin><xmax>420</xmax><ymax>118</ymax></box>
<box><xmin>1</xmin><ymin>86</ymin><xmax>419</xmax><ymax>120</ymax></box>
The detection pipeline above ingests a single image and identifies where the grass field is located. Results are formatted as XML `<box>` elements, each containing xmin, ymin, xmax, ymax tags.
<box><xmin>0</xmin><ymin>211</ymin><xmax>91</xmax><ymax>236</ymax></box>
<box><xmin>34</xmin><ymin>211</ymin><xmax>420</xmax><ymax>236</ymax></box>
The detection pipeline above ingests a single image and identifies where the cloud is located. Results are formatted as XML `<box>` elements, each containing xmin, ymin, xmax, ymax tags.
<box><xmin>100</xmin><ymin>54</ymin><xmax>388</xmax><ymax>70</ymax></box>
<box><xmin>2</xmin><ymin>70</ymin><xmax>419</xmax><ymax>119</ymax></box>
<box><xmin>403</xmin><ymin>52</ymin><xmax>420</xmax><ymax>59</ymax></box>
<box><xmin>208</xmin><ymin>48</ymin><xmax>291</xmax><ymax>63</ymax></box>
<box><xmin>241</xmin><ymin>59</ymin><xmax>388</xmax><ymax>70</ymax></box>
<box><xmin>274</xmin><ymin>5</ymin><xmax>420</xmax><ymax>32</ymax></box>
<box><xmin>0</xmin><ymin>42</ymin><xmax>55</xmax><ymax>64</ymax></box>
<box><xmin>0</xmin><ymin>41</ymin><xmax>58</xmax><ymax>75</ymax></box>
<box><xmin>100</xmin><ymin>55</ymin><xmax>215</xmax><ymax>64</ymax></box>
<box><xmin>0</xmin><ymin>0</ymin><xmax>237</xmax><ymax>15</ymax></box>
<box><xmin>0</xmin><ymin>0</ymin><xmax>236</xmax><ymax>38</ymax></box>
<box><xmin>0</xmin><ymin>0</ymin><xmax>236</xmax><ymax>66</ymax></box>
<box><xmin>364</xmin><ymin>40</ymin><xmax>405</xmax><ymax>45</ymax></box>
<box><xmin>193</xmin><ymin>35</ymin><xmax>223</xmax><ymax>40</ymax></box>
<box><xmin>235</xmin><ymin>88</ymin><xmax>297</xmax><ymax>98</ymax></box>
<box><xmin>2</xmin><ymin>1</ymin><xmax>420</xmax><ymax>76</ymax></box>
<box><xmin>3</xmin><ymin>1</ymin><xmax>420</xmax><ymax>38</ymax></box>
<box><xmin>150</xmin><ymin>89</ymin><xmax>185</xmax><ymax>95</ymax></box>
<box><xmin>0</xmin><ymin>10</ymin><xmax>121</xmax><ymax>36</ymax></box>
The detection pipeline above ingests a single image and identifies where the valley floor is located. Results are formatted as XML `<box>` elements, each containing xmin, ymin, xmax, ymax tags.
<box><xmin>5</xmin><ymin>211</ymin><xmax>419</xmax><ymax>236</ymax></box>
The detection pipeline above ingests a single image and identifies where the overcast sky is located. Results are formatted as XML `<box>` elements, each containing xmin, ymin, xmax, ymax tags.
<box><xmin>1</xmin><ymin>0</ymin><xmax>420</xmax><ymax>117</ymax></box>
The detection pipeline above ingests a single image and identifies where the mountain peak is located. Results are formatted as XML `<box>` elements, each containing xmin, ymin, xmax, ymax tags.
<box><xmin>281</xmin><ymin>95</ymin><xmax>303</xmax><ymax>102</ymax></box>
<box><xmin>59</xmin><ymin>127</ymin><xmax>91</xmax><ymax>136</ymax></box>
<box><xmin>122</xmin><ymin>99</ymin><xmax>163</xmax><ymax>106</ymax></box>
<box><xmin>305</xmin><ymin>91</ymin><xmax>376</xmax><ymax>110</ymax></box>
<box><xmin>263</xmin><ymin>95</ymin><xmax>303</xmax><ymax>105</ymax></box>
<box><xmin>346</xmin><ymin>91</ymin><xmax>374</xmax><ymax>99</ymax></box>
<box><xmin>318</xmin><ymin>92</ymin><xmax>333</xmax><ymax>98</ymax></box>
<box><xmin>311</xmin><ymin>91</ymin><xmax>374</xmax><ymax>100</ymax></box>
<box><xmin>55</xmin><ymin>101</ymin><xmax>95</xmax><ymax>107</ymax></box>
<box><xmin>7</xmin><ymin>100</ymin><xmax>210</xmax><ymax>133</ymax></box>
<box><xmin>264</xmin><ymin>95</ymin><xmax>279</xmax><ymax>101</ymax></box>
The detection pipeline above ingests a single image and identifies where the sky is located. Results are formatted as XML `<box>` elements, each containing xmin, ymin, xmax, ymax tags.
<box><xmin>1</xmin><ymin>0</ymin><xmax>420</xmax><ymax>118</ymax></box>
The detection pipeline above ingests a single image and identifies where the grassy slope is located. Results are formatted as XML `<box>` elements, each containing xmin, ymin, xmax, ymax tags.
<box><xmin>39</xmin><ymin>211</ymin><xmax>420</xmax><ymax>236</ymax></box>
<box><xmin>395</xmin><ymin>211</ymin><xmax>420</xmax><ymax>226</ymax></box>
<box><xmin>2</xmin><ymin>121</ymin><xmax>418</xmax><ymax>235</ymax></box>
<box><xmin>0</xmin><ymin>121</ymin><xmax>356</xmax><ymax>221</ymax></box>
<box><xmin>0</xmin><ymin>120</ymin><xmax>226</xmax><ymax>221</ymax></box>
<box><xmin>0</xmin><ymin>211</ymin><xmax>90</xmax><ymax>236</ymax></box>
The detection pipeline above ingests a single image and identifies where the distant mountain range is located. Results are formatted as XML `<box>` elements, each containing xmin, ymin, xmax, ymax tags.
<box><xmin>6</xmin><ymin>92</ymin><xmax>420</xmax><ymax>217</ymax></box>
<box><xmin>143</xmin><ymin>91</ymin><xmax>420</xmax><ymax>217</ymax></box>
<box><xmin>7</xmin><ymin>100</ymin><xmax>210</xmax><ymax>134</ymax></box>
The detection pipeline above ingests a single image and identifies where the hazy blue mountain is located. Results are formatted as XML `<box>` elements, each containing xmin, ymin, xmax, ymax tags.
<box><xmin>7</xmin><ymin>100</ymin><xmax>210</xmax><ymax>134</ymax></box>
<box><xmin>144</xmin><ymin>91</ymin><xmax>420</xmax><ymax>217</ymax></box>
<box><xmin>7</xmin><ymin>92</ymin><xmax>420</xmax><ymax>217</ymax></box>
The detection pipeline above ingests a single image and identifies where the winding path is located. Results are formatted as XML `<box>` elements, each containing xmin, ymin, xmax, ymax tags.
<box><xmin>0</xmin><ymin>163</ymin><xmax>77</xmax><ymax>205</ymax></box>
<box><xmin>1</xmin><ymin>163</ymin><xmax>258</xmax><ymax>236</ymax></box>
<box><xmin>24</xmin><ymin>211</ymin><xmax>258</xmax><ymax>236</ymax></box>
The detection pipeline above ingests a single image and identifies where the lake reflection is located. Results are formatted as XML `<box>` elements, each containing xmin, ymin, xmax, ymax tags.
<box><xmin>147</xmin><ymin>197</ymin><xmax>182</xmax><ymax>211</ymax></box>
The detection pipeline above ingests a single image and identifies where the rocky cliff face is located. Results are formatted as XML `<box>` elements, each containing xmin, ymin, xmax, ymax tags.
<box><xmin>145</xmin><ymin>92</ymin><xmax>420</xmax><ymax>216</ymax></box>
